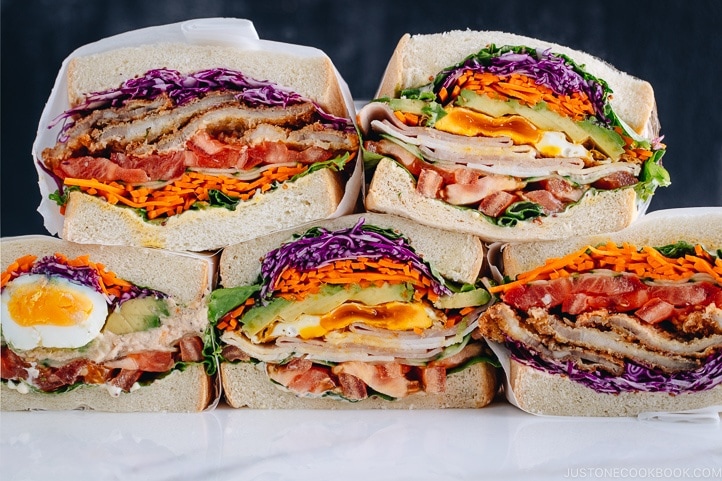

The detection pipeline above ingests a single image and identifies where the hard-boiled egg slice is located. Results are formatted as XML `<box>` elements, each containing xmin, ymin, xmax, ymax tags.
<box><xmin>1</xmin><ymin>274</ymin><xmax>109</xmax><ymax>350</ymax></box>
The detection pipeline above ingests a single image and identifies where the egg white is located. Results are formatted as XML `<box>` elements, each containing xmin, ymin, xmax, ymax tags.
<box><xmin>535</xmin><ymin>131</ymin><xmax>591</xmax><ymax>160</ymax></box>
<box><xmin>1</xmin><ymin>274</ymin><xmax>109</xmax><ymax>350</ymax></box>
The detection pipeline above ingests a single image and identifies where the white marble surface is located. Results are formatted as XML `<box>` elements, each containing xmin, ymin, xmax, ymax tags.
<box><xmin>2</xmin><ymin>400</ymin><xmax>721</xmax><ymax>481</ymax></box>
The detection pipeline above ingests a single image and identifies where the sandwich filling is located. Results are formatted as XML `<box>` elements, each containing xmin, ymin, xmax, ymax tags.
<box><xmin>210</xmin><ymin>218</ymin><xmax>497</xmax><ymax>401</ymax></box>
<box><xmin>42</xmin><ymin>68</ymin><xmax>358</xmax><ymax>220</ymax></box>
<box><xmin>479</xmin><ymin>241</ymin><xmax>722</xmax><ymax>394</ymax></box>
<box><xmin>359</xmin><ymin>44</ymin><xmax>668</xmax><ymax>226</ymax></box>
<box><xmin>1</xmin><ymin>254</ymin><xmax>210</xmax><ymax>395</ymax></box>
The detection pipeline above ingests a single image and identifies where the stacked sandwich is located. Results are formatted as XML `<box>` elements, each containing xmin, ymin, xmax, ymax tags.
<box><xmin>357</xmin><ymin>30</ymin><xmax>720</xmax><ymax>416</ymax></box>
<box><xmin>4</xmin><ymin>19</ymin><xmax>719</xmax><ymax>415</ymax></box>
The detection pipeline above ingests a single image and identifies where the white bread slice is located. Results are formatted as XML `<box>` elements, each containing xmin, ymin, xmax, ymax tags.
<box><xmin>62</xmin><ymin>167</ymin><xmax>344</xmax><ymax>252</ymax></box>
<box><xmin>509</xmin><ymin>359</ymin><xmax>722</xmax><ymax>417</ymax></box>
<box><xmin>502</xmin><ymin>207</ymin><xmax>722</xmax><ymax>278</ymax></box>
<box><xmin>1</xmin><ymin>235</ymin><xmax>213</xmax><ymax>305</ymax></box>
<box><xmin>376</xmin><ymin>30</ymin><xmax>655</xmax><ymax>135</ymax></box>
<box><xmin>221</xmin><ymin>360</ymin><xmax>497</xmax><ymax>409</ymax></box>
<box><xmin>219</xmin><ymin>211</ymin><xmax>485</xmax><ymax>288</ymax></box>
<box><xmin>67</xmin><ymin>42</ymin><xmax>349</xmax><ymax>118</ymax></box>
<box><xmin>365</xmin><ymin>157</ymin><xmax>638</xmax><ymax>243</ymax></box>
<box><xmin>1</xmin><ymin>364</ymin><xmax>212</xmax><ymax>412</ymax></box>
<box><xmin>1</xmin><ymin>236</ymin><xmax>216</xmax><ymax>411</ymax></box>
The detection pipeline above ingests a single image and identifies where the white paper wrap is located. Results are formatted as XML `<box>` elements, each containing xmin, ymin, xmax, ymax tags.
<box><xmin>32</xmin><ymin>17</ymin><xmax>362</xmax><ymax>237</ymax></box>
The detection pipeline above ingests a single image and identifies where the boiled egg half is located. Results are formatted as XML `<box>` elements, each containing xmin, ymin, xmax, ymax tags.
<box><xmin>1</xmin><ymin>274</ymin><xmax>108</xmax><ymax>350</ymax></box>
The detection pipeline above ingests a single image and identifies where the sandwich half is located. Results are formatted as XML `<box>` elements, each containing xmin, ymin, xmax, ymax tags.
<box><xmin>35</xmin><ymin>20</ymin><xmax>360</xmax><ymax>252</ymax></box>
<box><xmin>1</xmin><ymin>236</ymin><xmax>216</xmax><ymax>411</ymax></box>
<box><xmin>210</xmin><ymin>213</ymin><xmax>499</xmax><ymax>408</ymax></box>
<box><xmin>358</xmin><ymin>30</ymin><xmax>669</xmax><ymax>242</ymax></box>
<box><xmin>479</xmin><ymin>208</ymin><xmax>722</xmax><ymax>416</ymax></box>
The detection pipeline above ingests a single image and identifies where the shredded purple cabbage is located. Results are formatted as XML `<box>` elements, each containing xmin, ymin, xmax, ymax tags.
<box><xmin>51</xmin><ymin>67</ymin><xmax>352</xmax><ymax>139</ymax></box>
<box><xmin>258</xmin><ymin>218</ymin><xmax>451</xmax><ymax>302</ymax></box>
<box><xmin>507</xmin><ymin>340</ymin><xmax>722</xmax><ymax>394</ymax></box>
<box><xmin>437</xmin><ymin>48</ymin><xmax>609</xmax><ymax>123</ymax></box>
<box><xmin>23</xmin><ymin>255</ymin><xmax>166</xmax><ymax>309</ymax></box>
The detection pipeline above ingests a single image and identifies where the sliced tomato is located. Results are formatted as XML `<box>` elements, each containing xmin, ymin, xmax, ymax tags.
<box><xmin>636</xmin><ymin>298</ymin><xmax>675</xmax><ymax>324</ymax></box>
<box><xmin>502</xmin><ymin>277</ymin><xmax>573</xmax><ymax>310</ymax></box>
<box><xmin>479</xmin><ymin>190</ymin><xmax>518</xmax><ymax>217</ymax></box>
<box><xmin>537</xmin><ymin>177</ymin><xmax>584</xmax><ymax>202</ymax></box>
<box><xmin>648</xmin><ymin>282</ymin><xmax>721</xmax><ymax>307</ymax></box>
<box><xmin>417</xmin><ymin>168</ymin><xmax>444</xmax><ymax>198</ymax></box>
<box><xmin>592</xmin><ymin>171</ymin><xmax>638</xmax><ymax>190</ymax></box>
<box><xmin>523</xmin><ymin>190</ymin><xmax>564</xmax><ymax>214</ymax></box>
<box><xmin>419</xmin><ymin>366</ymin><xmax>446</xmax><ymax>394</ymax></box>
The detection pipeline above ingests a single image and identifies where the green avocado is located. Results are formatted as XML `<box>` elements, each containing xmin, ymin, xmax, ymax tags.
<box><xmin>433</xmin><ymin>287</ymin><xmax>490</xmax><ymax>309</ymax></box>
<box><xmin>388</xmin><ymin>98</ymin><xmax>428</xmax><ymax>115</ymax></box>
<box><xmin>241</xmin><ymin>282</ymin><xmax>415</xmax><ymax>337</ymax></box>
<box><xmin>104</xmin><ymin>297</ymin><xmax>169</xmax><ymax>335</ymax></box>
<box><xmin>576</xmin><ymin>119</ymin><xmax>625</xmax><ymax>160</ymax></box>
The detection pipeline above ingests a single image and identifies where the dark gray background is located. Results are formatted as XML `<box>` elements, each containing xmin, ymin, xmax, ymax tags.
<box><xmin>2</xmin><ymin>0</ymin><xmax>721</xmax><ymax>237</ymax></box>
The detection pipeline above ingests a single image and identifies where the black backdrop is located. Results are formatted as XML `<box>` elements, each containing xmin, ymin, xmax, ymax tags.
<box><xmin>2</xmin><ymin>0</ymin><xmax>721</xmax><ymax>237</ymax></box>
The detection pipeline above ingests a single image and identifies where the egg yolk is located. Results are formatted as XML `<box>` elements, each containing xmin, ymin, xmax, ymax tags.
<box><xmin>298</xmin><ymin>302</ymin><xmax>433</xmax><ymax>339</ymax></box>
<box><xmin>7</xmin><ymin>282</ymin><xmax>95</xmax><ymax>327</ymax></box>
<box><xmin>434</xmin><ymin>106</ymin><xmax>542</xmax><ymax>145</ymax></box>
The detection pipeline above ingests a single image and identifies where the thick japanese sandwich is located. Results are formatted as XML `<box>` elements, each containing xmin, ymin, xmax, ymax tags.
<box><xmin>1</xmin><ymin>236</ymin><xmax>216</xmax><ymax>411</ymax></box>
<box><xmin>479</xmin><ymin>208</ymin><xmax>722</xmax><ymax>416</ymax></box>
<box><xmin>358</xmin><ymin>30</ymin><xmax>669</xmax><ymax>242</ymax></box>
<box><xmin>209</xmin><ymin>213</ymin><xmax>499</xmax><ymax>408</ymax></box>
<box><xmin>34</xmin><ymin>19</ymin><xmax>360</xmax><ymax>252</ymax></box>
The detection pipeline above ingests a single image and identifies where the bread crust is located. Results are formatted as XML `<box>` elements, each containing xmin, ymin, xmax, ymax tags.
<box><xmin>219</xmin><ymin>211</ymin><xmax>485</xmax><ymax>288</ymax></box>
<box><xmin>221</xmin><ymin>361</ymin><xmax>497</xmax><ymax>409</ymax></box>
<box><xmin>375</xmin><ymin>30</ymin><xmax>655</xmax><ymax>135</ymax></box>
<box><xmin>509</xmin><ymin>360</ymin><xmax>722</xmax><ymax>417</ymax></box>
<box><xmin>66</xmin><ymin>42</ymin><xmax>350</xmax><ymax>118</ymax></box>
<box><xmin>1</xmin><ymin>364</ymin><xmax>213</xmax><ymax>412</ymax></box>
<box><xmin>1</xmin><ymin>235</ymin><xmax>213</xmax><ymax>306</ymax></box>
<box><xmin>501</xmin><ymin>207</ymin><xmax>722</xmax><ymax>278</ymax></box>
<box><xmin>62</xmin><ymin>167</ymin><xmax>345</xmax><ymax>252</ymax></box>
<box><xmin>365</xmin><ymin>157</ymin><xmax>638</xmax><ymax>243</ymax></box>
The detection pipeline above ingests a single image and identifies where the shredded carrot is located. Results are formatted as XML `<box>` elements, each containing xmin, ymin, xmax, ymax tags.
<box><xmin>1</xmin><ymin>252</ymin><xmax>135</xmax><ymax>302</ymax></box>
<box><xmin>63</xmin><ymin>164</ymin><xmax>309</xmax><ymax>220</ymax></box>
<box><xmin>444</xmin><ymin>71</ymin><xmax>595</xmax><ymax>121</ymax></box>
<box><xmin>216</xmin><ymin>257</ymin><xmax>448</xmax><ymax>332</ymax></box>
<box><xmin>490</xmin><ymin>241</ymin><xmax>722</xmax><ymax>294</ymax></box>
<box><xmin>273</xmin><ymin>257</ymin><xmax>437</xmax><ymax>302</ymax></box>
<box><xmin>51</xmin><ymin>253</ymin><xmax>134</xmax><ymax>300</ymax></box>
<box><xmin>1</xmin><ymin>255</ymin><xmax>37</xmax><ymax>288</ymax></box>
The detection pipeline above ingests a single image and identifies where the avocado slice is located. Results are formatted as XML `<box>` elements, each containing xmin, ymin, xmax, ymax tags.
<box><xmin>433</xmin><ymin>287</ymin><xmax>490</xmax><ymax>309</ymax></box>
<box><xmin>240</xmin><ymin>282</ymin><xmax>415</xmax><ymax>337</ymax></box>
<box><xmin>104</xmin><ymin>297</ymin><xmax>169</xmax><ymax>335</ymax></box>
<box><xmin>576</xmin><ymin>119</ymin><xmax>625</xmax><ymax>160</ymax></box>
<box><xmin>388</xmin><ymin>98</ymin><xmax>428</xmax><ymax>115</ymax></box>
